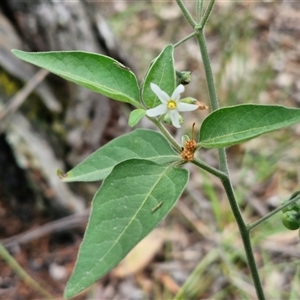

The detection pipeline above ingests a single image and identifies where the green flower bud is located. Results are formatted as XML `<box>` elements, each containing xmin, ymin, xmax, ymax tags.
<box><xmin>163</xmin><ymin>114</ymin><xmax>172</xmax><ymax>125</ymax></box>
<box><xmin>176</xmin><ymin>70</ymin><xmax>192</xmax><ymax>85</ymax></box>
<box><xmin>180</xmin><ymin>97</ymin><xmax>197</xmax><ymax>104</ymax></box>
<box><xmin>282</xmin><ymin>211</ymin><xmax>300</xmax><ymax>230</ymax></box>
<box><xmin>163</xmin><ymin>113</ymin><xmax>184</xmax><ymax>126</ymax></box>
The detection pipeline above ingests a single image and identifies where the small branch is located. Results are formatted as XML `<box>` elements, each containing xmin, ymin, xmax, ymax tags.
<box><xmin>198</xmin><ymin>0</ymin><xmax>215</xmax><ymax>29</ymax></box>
<box><xmin>192</xmin><ymin>157</ymin><xmax>226</xmax><ymax>179</ymax></box>
<box><xmin>173</xmin><ymin>31</ymin><xmax>198</xmax><ymax>48</ymax></box>
<box><xmin>248</xmin><ymin>194</ymin><xmax>300</xmax><ymax>231</ymax></box>
<box><xmin>175</xmin><ymin>0</ymin><xmax>196</xmax><ymax>28</ymax></box>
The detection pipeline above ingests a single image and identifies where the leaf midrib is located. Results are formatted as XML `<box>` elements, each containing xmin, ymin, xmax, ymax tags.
<box><xmin>75</xmin><ymin>162</ymin><xmax>172</xmax><ymax>290</ymax></box>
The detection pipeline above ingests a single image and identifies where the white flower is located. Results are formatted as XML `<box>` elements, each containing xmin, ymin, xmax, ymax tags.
<box><xmin>146</xmin><ymin>83</ymin><xmax>198</xmax><ymax>128</ymax></box>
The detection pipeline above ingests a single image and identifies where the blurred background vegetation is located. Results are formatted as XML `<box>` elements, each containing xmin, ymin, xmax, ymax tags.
<box><xmin>0</xmin><ymin>1</ymin><xmax>299</xmax><ymax>299</ymax></box>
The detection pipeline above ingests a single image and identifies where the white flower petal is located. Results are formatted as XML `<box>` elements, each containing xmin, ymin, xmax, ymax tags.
<box><xmin>169</xmin><ymin>110</ymin><xmax>181</xmax><ymax>128</ymax></box>
<box><xmin>177</xmin><ymin>102</ymin><xmax>198</xmax><ymax>112</ymax></box>
<box><xmin>146</xmin><ymin>104</ymin><xmax>167</xmax><ymax>117</ymax></box>
<box><xmin>150</xmin><ymin>83</ymin><xmax>169</xmax><ymax>104</ymax></box>
<box><xmin>171</xmin><ymin>84</ymin><xmax>185</xmax><ymax>101</ymax></box>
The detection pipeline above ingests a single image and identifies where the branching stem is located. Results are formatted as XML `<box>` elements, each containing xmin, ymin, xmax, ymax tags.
<box><xmin>249</xmin><ymin>194</ymin><xmax>300</xmax><ymax>231</ymax></box>
<box><xmin>175</xmin><ymin>0</ymin><xmax>266</xmax><ymax>299</ymax></box>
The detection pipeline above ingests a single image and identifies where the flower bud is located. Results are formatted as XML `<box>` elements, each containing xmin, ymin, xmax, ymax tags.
<box><xmin>181</xmin><ymin>97</ymin><xmax>197</xmax><ymax>104</ymax></box>
<box><xmin>163</xmin><ymin>114</ymin><xmax>184</xmax><ymax>126</ymax></box>
<box><xmin>163</xmin><ymin>114</ymin><xmax>172</xmax><ymax>125</ymax></box>
<box><xmin>176</xmin><ymin>70</ymin><xmax>192</xmax><ymax>85</ymax></box>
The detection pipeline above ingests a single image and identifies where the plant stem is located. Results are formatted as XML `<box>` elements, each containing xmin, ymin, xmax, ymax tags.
<box><xmin>175</xmin><ymin>0</ymin><xmax>266</xmax><ymax>298</ymax></box>
<box><xmin>174</xmin><ymin>31</ymin><xmax>198</xmax><ymax>48</ymax></box>
<box><xmin>0</xmin><ymin>242</ymin><xmax>53</xmax><ymax>299</ymax></box>
<box><xmin>221</xmin><ymin>178</ymin><xmax>266</xmax><ymax>300</ymax></box>
<box><xmin>196</xmin><ymin>0</ymin><xmax>204</xmax><ymax>23</ymax></box>
<box><xmin>196</xmin><ymin>29</ymin><xmax>228</xmax><ymax>173</ymax></box>
<box><xmin>175</xmin><ymin>0</ymin><xmax>196</xmax><ymax>28</ymax></box>
<box><xmin>198</xmin><ymin>0</ymin><xmax>215</xmax><ymax>29</ymax></box>
<box><xmin>196</xmin><ymin>30</ymin><xmax>219</xmax><ymax>111</ymax></box>
<box><xmin>150</xmin><ymin>117</ymin><xmax>182</xmax><ymax>152</ymax></box>
<box><xmin>248</xmin><ymin>193</ymin><xmax>300</xmax><ymax>231</ymax></box>
<box><xmin>192</xmin><ymin>157</ymin><xmax>226</xmax><ymax>179</ymax></box>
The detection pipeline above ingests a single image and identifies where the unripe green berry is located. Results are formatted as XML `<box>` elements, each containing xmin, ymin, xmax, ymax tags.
<box><xmin>282</xmin><ymin>211</ymin><xmax>300</xmax><ymax>230</ymax></box>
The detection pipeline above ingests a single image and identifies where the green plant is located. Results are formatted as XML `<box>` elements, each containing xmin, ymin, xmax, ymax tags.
<box><xmin>5</xmin><ymin>1</ymin><xmax>300</xmax><ymax>299</ymax></box>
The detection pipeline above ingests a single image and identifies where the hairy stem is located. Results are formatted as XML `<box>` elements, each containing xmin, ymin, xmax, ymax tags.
<box><xmin>175</xmin><ymin>0</ymin><xmax>266</xmax><ymax>298</ymax></box>
<box><xmin>174</xmin><ymin>31</ymin><xmax>198</xmax><ymax>48</ymax></box>
<box><xmin>221</xmin><ymin>178</ymin><xmax>266</xmax><ymax>300</ymax></box>
<box><xmin>175</xmin><ymin>0</ymin><xmax>196</xmax><ymax>28</ymax></box>
<box><xmin>150</xmin><ymin>117</ymin><xmax>182</xmax><ymax>152</ymax></box>
<box><xmin>198</xmin><ymin>0</ymin><xmax>215</xmax><ymax>29</ymax></box>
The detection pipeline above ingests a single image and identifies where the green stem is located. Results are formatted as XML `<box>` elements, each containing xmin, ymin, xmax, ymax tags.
<box><xmin>0</xmin><ymin>243</ymin><xmax>53</xmax><ymax>299</ymax></box>
<box><xmin>196</xmin><ymin>0</ymin><xmax>204</xmax><ymax>23</ymax></box>
<box><xmin>196</xmin><ymin>30</ymin><xmax>219</xmax><ymax>111</ymax></box>
<box><xmin>174</xmin><ymin>31</ymin><xmax>198</xmax><ymax>48</ymax></box>
<box><xmin>196</xmin><ymin>30</ymin><xmax>228</xmax><ymax>173</ymax></box>
<box><xmin>248</xmin><ymin>194</ymin><xmax>300</xmax><ymax>231</ymax></box>
<box><xmin>193</xmin><ymin>156</ymin><xmax>266</xmax><ymax>299</ymax></box>
<box><xmin>221</xmin><ymin>178</ymin><xmax>265</xmax><ymax>300</ymax></box>
<box><xmin>150</xmin><ymin>117</ymin><xmax>182</xmax><ymax>152</ymax></box>
<box><xmin>192</xmin><ymin>157</ymin><xmax>226</xmax><ymax>179</ymax></box>
<box><xmin>175</xmin><ymin>0</ymin><xmax>266</xmax><ymax>298</ymax></box>
<box><xmin>198</xmin><ymin>0</ymin><xmax>215</xmax><ymax>29</ymax></box>
<box><xmin>175</xmin><ymin>0</ymin><xmax>196</xmax><ymax>28</ymax></box>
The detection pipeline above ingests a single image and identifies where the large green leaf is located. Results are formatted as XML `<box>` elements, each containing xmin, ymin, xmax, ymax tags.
<box><xmin>62</xmin><ymin>129</ymin><xmax>181</xmax><ymax>182</ymax></box>
<box><xmin>141</xmin><ymin>45</ymin><xmax>176</xmax><ymax>108</ymax></box>
<box><xmin>64</xmin><ymin>159</ymin><xmax>188</xmax><ymax>299</ymax></box>
<box><xmin>12</xmin><ymin>49</ymin><xmax>140</xmax><ymax>106</ymax></box>
<box><xmin>199</xmin><ymin>104</ymin><xmax>300</xmax><ymax>148</ymax></box>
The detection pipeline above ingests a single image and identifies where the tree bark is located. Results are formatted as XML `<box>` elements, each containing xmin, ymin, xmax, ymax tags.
<box><xmin>0</xmin><ymin>0</ymin><xmax>133</xmax><ymax>214</ymax></box>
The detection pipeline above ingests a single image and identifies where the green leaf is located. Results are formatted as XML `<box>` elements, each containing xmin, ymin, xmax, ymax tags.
<box><xmin>141</xmin><ymin>45</ymin><xmax>176</xmax><ymax>108</ymax></box>
<box><xmin>62</xmin><ymin>129</ymin><xmax>180</xmax><ymax>182</ymax></box>
<box><xmin>12</xmin><ymin>49</ymin><xmax>140</xmax><ymax>106</ymax></box>
<box><xmin>128</xmin><ymin>109</ymin><xmax>146</xmax><ymax>127</ymax></box>
<box><xmin>199</xmin><ymin>104</ymin><xmax>300</xmax><ymax>148</ymax></box>
<box><xmin>64</xmin><ymin>159</ymin><xmax>188</xmax><ymax>299</ymax></box>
